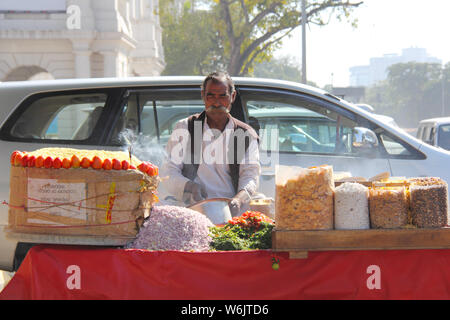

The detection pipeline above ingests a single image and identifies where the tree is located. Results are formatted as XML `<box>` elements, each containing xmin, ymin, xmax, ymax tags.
<box><xmin>366</xmin><ymin>62</ymin><xmax>450</xmax><ymax>128</ymax></box>
<box><xmin>159</xmin><ymin>1</ymin><xmax>224</xmax><ymax>75</ymax></box>
<box><xmin>159</xmin><ymin>0</ymin><xmax>363</xmax><ymax>76</ymax></box>
<box><xmin>252</xmin><ymin>54</ymin><xmax>317</xmax><ymax>86</ymax></box>
<box><xmin>218</xmin><ymin>0</ymin><xmax>363</xmax><ymax>76</ymax></box>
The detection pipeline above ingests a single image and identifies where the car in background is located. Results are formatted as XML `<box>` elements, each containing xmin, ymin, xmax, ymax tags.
<box><xmin>417</xmin><ymin>117</ymin><xmax>450</xmax><ymax>151</ymax></box>
<box><xmin>1</xmin><ymin>76</ymin><xmax>450</xmax><ymax>272</ymax></box>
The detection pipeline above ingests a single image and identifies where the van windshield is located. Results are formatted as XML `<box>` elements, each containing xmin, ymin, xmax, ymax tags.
<box><xmin>438</xmin><ymin>125</ymin><xmax>450</xmax><ymax>151</ymax></box>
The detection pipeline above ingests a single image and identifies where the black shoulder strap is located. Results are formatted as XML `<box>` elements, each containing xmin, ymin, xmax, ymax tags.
<box><xmin>181</xmin><ymin>111</ymin><xmax>206</xmax><ymax>181</ymax></box>
<box><xmin>227</xmin><ymin>119</ymin><xmax>259</xmax><ymax>194</ymax></box>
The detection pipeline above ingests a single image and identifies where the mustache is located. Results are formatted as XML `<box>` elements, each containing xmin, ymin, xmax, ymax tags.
<box><xmin>206</xmin><ymin>105</ymin><xmax>229</xmax><ymax>113</ymax></box>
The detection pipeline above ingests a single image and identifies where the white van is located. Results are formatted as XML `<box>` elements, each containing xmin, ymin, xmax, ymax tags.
<box><xmin>417</xmin><ymin>117</ymin><xmax>450</xmax><ymax>151</ymax></box>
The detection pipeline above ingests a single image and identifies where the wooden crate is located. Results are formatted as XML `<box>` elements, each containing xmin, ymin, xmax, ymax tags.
<box><xmin>7</xmin><ymin>166</ymin><xmax>157</xmax><ymax>238</ymax></box>
<box><xmin>272</xmin><ymin>228</ymin><xmax>450</xmax><ymax>259</ymax></box>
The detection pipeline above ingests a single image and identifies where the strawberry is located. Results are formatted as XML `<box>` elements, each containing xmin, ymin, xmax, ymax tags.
<box><xmin>14</xmin><ymin>153</ymin><xmax>23</xmax><ymax>167</ymax></box>
<box><xmin>129</xmin><ymin>164</ymin><xmax>136</xmax><ymax>170</ymax></box>
<box><xmin>71</xmin><ymin>155</ymin><xmax>81</xmax><ymax>168</ymax></box>
<box><xmin>27</xmin><ymin>155</ymin><xmax>36</xmax><ymax>167</ymax></box>
<box><xmin>102</xmin><ymin>159</ymin><xmax>112</xmax><ymax>170</ymax></box>
<box><xmin>121</xmin><ymin>160</ymin><xmax>130</xmax><ymax>170</ymax></box>
<box><xmin>112</xmin><ymin>158</ymin><xmax>122</xmax><ymax>170</ymax></box>
<box><xmin>52</xmin><ymin>157</ymin><xmax>62</xmax><ymax>169</ymax></box>
<box><xmin>44</xmin><ymin>156</ymin><xmax>53</xmax><ymax>168</ymax></box>
<box><xmin>92</xmin><ymin>156</ymin><xmax>103</xmax><ymax>170</ymax></box>
<box><xmin>10</xmin><ymin>151</ymin><xmax>21</xmax><ymax>166</ymax></box>
<box><xmin>35</xmin><ymin>156</ymin><xmax>44</xmax><ymax>168</ymax></box>
<box><xmin>80</xmin><ymin>157</ymin><xmax>91</xmax><ymax>169</ymax></box>
<box><xmin>62</xmin><ymin>158</ymin><xmax>71</xmax><ymax>169</ymax></box>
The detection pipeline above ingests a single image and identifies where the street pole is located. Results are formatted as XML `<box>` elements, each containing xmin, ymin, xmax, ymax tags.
<box><xmin>442</xmin><ymin>66</ymin><xmax>446</xmax><ymax>116</ymax></box>
<box><xmin>301</xmin><ymin>0</ymin><xmax>307</xmax><ymax>84</ymax></box>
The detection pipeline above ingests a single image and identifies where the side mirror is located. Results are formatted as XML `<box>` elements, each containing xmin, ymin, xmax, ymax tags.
<box><xmin>352</xmin><ymin>127</ymin><xmax>379</xmax><ymax>149</ymax></box>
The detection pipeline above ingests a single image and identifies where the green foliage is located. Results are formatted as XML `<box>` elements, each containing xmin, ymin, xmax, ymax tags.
<box><xmin>209</xmin><ymin>221</ymin><xmax>274</xmax><ymax>251</ymax></box>
<box><xmin>366</xmin><ymin>62</ymin><xmax>450</xmax><ymax>128</ymax></box>
<box><xmin>253</xmin><ymin>55</ymin><xmax>301</xmax><ymax>82</ymax></box>
<box><xmin>159</xmin><ymin>0</ymin><xmax>362</xmax><ymax>76</ymax></box>
<box><xmin>159</xmin><ymin>0</ymin><xmax>224</xmax><ymax>75</ymax></box>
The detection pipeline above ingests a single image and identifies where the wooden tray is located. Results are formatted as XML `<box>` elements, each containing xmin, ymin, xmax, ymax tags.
<box><xmin>272</xmin><ymin>228</ymin><xmax>450</xmax><ymax>259</ymax></box>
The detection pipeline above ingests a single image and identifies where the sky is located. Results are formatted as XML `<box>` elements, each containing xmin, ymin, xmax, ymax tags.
<box><xmin>276</xmin><ymin>0</ymin><xmax>450</xmax><ymax>88</ymax></box>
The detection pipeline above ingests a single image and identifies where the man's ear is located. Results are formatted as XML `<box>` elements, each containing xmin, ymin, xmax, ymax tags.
<box><xmin>231</xmin><ymin>90</ymin><xmax>236</xmax><ymax>103</ymax></box>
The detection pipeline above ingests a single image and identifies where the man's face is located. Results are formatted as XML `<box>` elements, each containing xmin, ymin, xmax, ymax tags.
<box><xmin>202</xmin><ymin>79</ymin><xmax>236</xmax><ymax>121</ymax></box>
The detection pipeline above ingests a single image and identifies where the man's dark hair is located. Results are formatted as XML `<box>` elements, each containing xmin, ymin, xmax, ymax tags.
<box><xmin>201</xmin><ymin>71</ymin><xmax>235</xmax><ymax>95</ymax></box>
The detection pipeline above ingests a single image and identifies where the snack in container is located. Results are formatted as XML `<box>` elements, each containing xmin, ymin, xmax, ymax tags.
<box><xmin>409</xmin><ymin>177</ymin><xmax>449</xmax><ymax>228</ymax></box>
<box><xmin>275</xmin><ymin>164</ymin><xmax>334</xmax><ymax>230</ymax></box>
<box><xmin>334</xmin><ymin>182</ymin><xmax>370</xmax><ymax>230</ymax></box>
<box><xmin>369</xmin><ymin>185</ymin><xmax>408</xmax><ymax>228</ymax></box>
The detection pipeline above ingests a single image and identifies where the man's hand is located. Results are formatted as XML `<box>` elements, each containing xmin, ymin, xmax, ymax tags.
<box><xmin>183</xmin><ymin>181</ymin><xmax>207</xmax><ymax>204</ymax></box>
<box><xmin>229</xmin><ymin>189</ymin><xmax>251</xmax><ymax>217</ymax></box>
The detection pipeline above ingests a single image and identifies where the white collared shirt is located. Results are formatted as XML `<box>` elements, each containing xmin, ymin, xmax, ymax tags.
<box><xmin>161</xmin><ymin>115</ymin><xmax>261</xmax><ymax>203</ymax></box>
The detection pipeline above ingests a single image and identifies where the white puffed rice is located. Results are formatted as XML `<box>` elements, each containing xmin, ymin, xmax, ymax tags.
<box><xmin>126</xmin><ymin>205</ymin><xmax>214</xmax><ymax>251</ymax></box>
<box><xmin>334</xmin><ymin>182</ymin><xmax>370</xmax><ymax>230</ymax></box>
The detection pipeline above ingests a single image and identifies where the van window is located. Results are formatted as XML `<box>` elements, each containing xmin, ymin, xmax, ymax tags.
<box><xmin>422</xmin><ymin>126</ymin><xmax>430</xmax><ymax>142</ymax></box>
<box><xmin>429</xmin><ymin>127</ymin><xmax>436</xmax><ymax>144</ymax></box>
<box><xmin>9</xmin><ymin>93</ymin><xmax>107</xmax><ymax>140</ymax></box>
<box><xmin>438</xmin><ymin>124</ymin><xmax>450</xmax><ymax>150</ymax></box>
<box><xmin>111</xmin><ymin>89</ymin><xmax>204</xmax><ymax>147</ymax></box>
<box><xmin>246</xmin><ymin>99</ymin><xmax>355</xmax><ymax>154</ymax></box>
<box><xmin>416</xmin><ymin>126</ymin><xmax>423</xmax><ymax>139</ymax></box>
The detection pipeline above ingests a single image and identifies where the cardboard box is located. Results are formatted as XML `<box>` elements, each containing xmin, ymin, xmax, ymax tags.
<box><xmin>7</xmin><ymin>166</ymin><xmax>158</xmax><ymax>238</ymax></box>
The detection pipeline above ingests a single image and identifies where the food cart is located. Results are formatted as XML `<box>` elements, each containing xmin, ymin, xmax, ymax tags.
<box><xmin>1</xmin><ymin>152</ymin><xmax>450</xmax><ymax>300</ymax></box>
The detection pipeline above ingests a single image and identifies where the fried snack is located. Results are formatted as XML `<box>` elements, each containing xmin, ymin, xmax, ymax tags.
<box><xmin>409</xmin><ymin>177</ymin><xmax>449</xmax><ymax>228</ymax></box>
<box><xmin>275</xmin><ymin>165</ymin><xmax>334</xmax><ymax>230</ymax></box>
<box><xmin>369</xmin><ymin>186</ymin><xmax>408</xmax><ymax>228</ymax></box>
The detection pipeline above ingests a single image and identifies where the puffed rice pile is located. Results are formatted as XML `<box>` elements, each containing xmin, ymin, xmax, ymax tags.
<box><xmin>126</xmin><ymin>205</ymin><xmax>214</xmax><ymax>251</ymax></box>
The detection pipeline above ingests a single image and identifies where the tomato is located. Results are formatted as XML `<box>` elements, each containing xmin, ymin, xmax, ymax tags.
<box><xmin>112</xmin><ymin>158</ymin><xmax>122</xmax><ymax>170</ymax></box>
<box><xmin>121</xmin><ymin>160</ymin><xmax>130</xmax><ymax>170</ymax></box>
<box><xmin>91</xmin><ymin>156</ymin><xmax>103</xmax><ymax>170</ymax></box>
<box><xmin>71</xmin><ymin>155</ymin><xmax>81</xmax><ymax>168</ymax></box>
<box><xmin>44</xmin><ymin>156</ymin><xmax>53</xmax><ymax>169</ymax></box>
<box><xmin>35</xmin><ymin>156</ymin><xmax>44</xmax><ymax>168</ymax></box>
<box><xmin>10</xmin><ymin>151</ymin><xmax>20</xmax><ymax>166</ymax></box>
<box><xmin>80</xmin><ymin>157</ymin><xmax>91</xmax><ymax>168</ymax></box>
<box><xmin>13</xmin><ymin>152</ymin><xmax>24</xmax><ymax>167</ymax></box>
<box><xmin>52</xmin><ymin>157</ymin><xmax>62</xmax><ymax>169</ymax></box>
<box><xmin>102</xmin><ymin>159</ymin><xmax>112</xmax><ymax>170</ymax></box>
<box><xmin>27</xmin><ymin>155</ymin><xmax>36</xmax><ymax>167</ymax></box>
<box><xmin>21</xmin><ymin>154</ymin><xmax>29</xmax><ymax>167</ymax></box>
<box><xmin>137</xmin><ymin>162</ymin><xmax>149</xmax><ymax>173</ymax></box>
<box><xmin>61</xmin><ymin>158</ymin><xmax>71</xmax><ymax>169</ymax></box>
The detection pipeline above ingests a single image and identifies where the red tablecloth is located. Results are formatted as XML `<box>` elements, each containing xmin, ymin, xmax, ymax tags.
<box><xmin>1</xmin><ymin>244</ymin><xmax>450</xmax><ymax>300</ymax></box>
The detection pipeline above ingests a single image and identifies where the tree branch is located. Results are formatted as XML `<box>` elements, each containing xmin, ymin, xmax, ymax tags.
<box><xmin>248</xmin><ymin>1</ymin><xmax>283</xmax><ymax>29</ymax></box>
<box><xmin>241</xmin><ymin>28</ymin><xmax>296</xmax><ymax>75</ymax></box>
<box><xmin>219</xmin><ymin>0</ymin><xmax>236</xmax><ymax>44</ymax></box>
<box><xmin>239</xmin><ymin>0</ymin><xmax>249</xmax><ymax>24</ymax></box>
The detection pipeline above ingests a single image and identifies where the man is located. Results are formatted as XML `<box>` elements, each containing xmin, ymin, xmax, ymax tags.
<box><xmin>162</xmin><ymin>71</ymin><xmax>261</xmax><ymax>216</ymax></box>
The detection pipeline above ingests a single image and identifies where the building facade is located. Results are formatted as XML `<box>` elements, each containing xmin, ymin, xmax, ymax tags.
<box><xmin>0</xmin><ymin>0</ymin><xmax>165</xmax><ymax>81</ymax></box>
<box><xmin>349</xmin><ymin>47</ymin><xmax>442</xmax><ymax>87</ymax></box>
